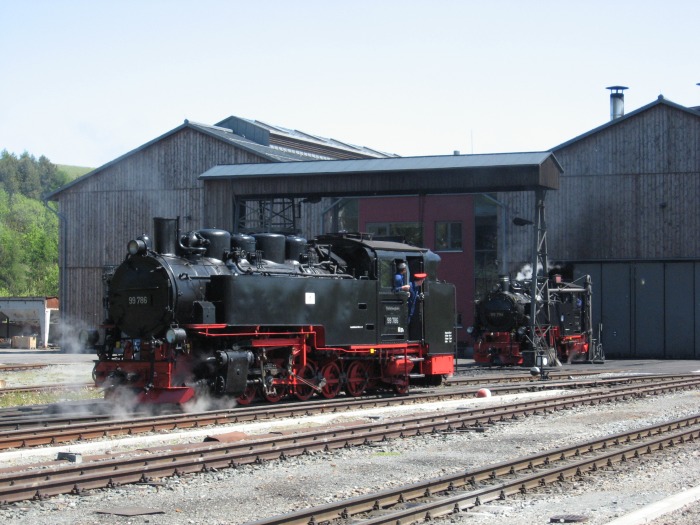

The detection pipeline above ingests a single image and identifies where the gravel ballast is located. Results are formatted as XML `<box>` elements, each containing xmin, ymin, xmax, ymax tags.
<box><xmin>2</xmin><ymin>385</ymin><xmax>700</xmax><ymax>525</ymax></box>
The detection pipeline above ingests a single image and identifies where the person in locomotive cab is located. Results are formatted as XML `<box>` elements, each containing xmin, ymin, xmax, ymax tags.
<box><xmin>395</xmin><ymin>262</ymin><xmax>425</xmax><ymax>323</ymax></box>
<box><xmin>394</xmin><ymin>262</ymin><xmax>410</xmax><ymax>293</ymax></box>
<box><xmin>408</xmin><ymin>273</ymin><xmax>426</xmax><ymax>321</ymax></box>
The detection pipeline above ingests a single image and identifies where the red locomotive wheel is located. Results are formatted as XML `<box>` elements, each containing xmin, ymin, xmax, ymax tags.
<box><xmin>294</xmin><ymin>363</ymin><xmax>317</xmax><ymax>401</ymax></box>
<box><xmin>236</xmin><ymin>384</ymin><xmax>258</xmax><ymax>405</ymax></box>
<box><xmin>319</xmin><ymin>361</ymin><xmax>341</xmax><ymax>399</ymax></box>
<box><xmin>345</xmin><ymin>361</ymin><xmax>369</xmax><ymax>397</ymax></box>
<box><xmin>263</xmin><ymin>387</ymin><xmax>285</xmax><ymax>403</ymax></box>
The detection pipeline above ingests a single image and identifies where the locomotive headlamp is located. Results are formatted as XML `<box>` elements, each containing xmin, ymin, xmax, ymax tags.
<box><xmin>127</xmin><ymin>239</ymin><xmax>148</xmax><ymax>256</ymax></box>
<box><xmin>166</xmin><ymin>328</ymin><xmax>187</xmax><ymax>344</ymax></box>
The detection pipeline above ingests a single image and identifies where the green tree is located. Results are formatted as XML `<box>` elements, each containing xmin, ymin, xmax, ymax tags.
<box><xmin>0</xmin><ymin>150</ymin><xmax>71</xmax><ymax>200</ymax></box>
<box><xmin>0</xmin><ymin>150</ymin><xmax>20</xmax><ymax>194</ymax></box>
<box><xmin>0</xmin><ymin>191</ymin><xmax>59</xmax><ymax>296</ymax></box>
<box><xmin>0</xmin><ymin>151</ymin><xmax>62</xmax><ymax>297</ymax></box>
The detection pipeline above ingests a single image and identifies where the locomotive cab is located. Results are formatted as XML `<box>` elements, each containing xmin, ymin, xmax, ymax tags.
<box><xmin>375</xmin><ymin>249</ymin><xmax>455</xmax><ymax>355</ymax></box>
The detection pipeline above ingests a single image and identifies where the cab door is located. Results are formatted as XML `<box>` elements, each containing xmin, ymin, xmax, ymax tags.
<box><xmin>377</xmin><ymin>256</ymin><xmax>408</xmax><ymax>342</ymax></box>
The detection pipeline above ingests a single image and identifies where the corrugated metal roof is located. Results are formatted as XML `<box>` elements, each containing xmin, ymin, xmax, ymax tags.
<box><xmin>200</xmin><ymin>151</ymin><xmax>558</xmax><ymax>179</ymax></box>
<box><xmin>199</xmin><ymin>151</ymin><xmax>561</xmax><ymax>197</ymax></box>
<box><xmin>189</xmin><ymin>122</ymin><xmax>309</xmax><ymax>162</ymax></box>
<box><xmin>231</xmin><ymin>117</ymin><xmax>398</xmax><ymax>158</ymax></box>
<box><xmin>46</xmin><ymin>120</ymin><xmax>307</xmax><ymax>200</ymax></box>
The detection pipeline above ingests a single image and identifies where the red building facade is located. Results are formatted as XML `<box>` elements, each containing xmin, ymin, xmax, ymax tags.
<box><xmin>355</xmin><ymin>194</ymin><xmax>498</xmax><ymax>347</ymax></box>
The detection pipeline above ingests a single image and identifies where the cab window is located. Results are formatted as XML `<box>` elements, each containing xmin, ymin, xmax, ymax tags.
<box><xmin>379</xmin><ymin>259</ymin><xmax>394</xmax><ymax>289</ymax></box>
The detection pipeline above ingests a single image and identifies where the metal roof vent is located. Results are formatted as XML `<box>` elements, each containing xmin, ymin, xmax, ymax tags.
<box><xmin>606</xmin><ymin>86</ymin><xmax>628</xmax><ymax>120</ymax></box>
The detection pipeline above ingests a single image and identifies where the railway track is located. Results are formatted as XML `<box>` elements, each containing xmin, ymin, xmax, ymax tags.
<box><xmin>0</xmin><ymin>367</ymin><xmax>596</xmax><ymax>416</ymax></box>
<box><xmin>0</xmin><ymin>382</ymin><xmax>93</xmax><ymax>397</ymax></box>
<box><xmin>0</xmin><ymin>375</ymin><xmax>699</xmax><ymax>504</ymax></box>
<box><xmin>445</xmin><ymin>369</ymin><xmax>623</xmax><ymax>386</ymax></box>
<box><xmin>0</xmin><ymin>373</ymin><xmax>696</xmax><ymax>450</ymax></box>
<box><xmin>0</xmin><ymin>399</ymin><xmax>103</xmax><ymax>420</ymax></box>
<box><xmin>0</xmin><ymin>373</ymin><xmax>693</xmax><ymax>450</ymax></box>
<box><xmin>0</xmin><ymin>387</ymin><xmax>489</xmax><ymax>449</ymax></box>
<box><xmin>247</xmin><ymin>414</ymin><xmax>700</xmax><ymax>525</ymax></box>
<box><xmin>0</xmin><ymin>364</ymin><xmax>47</xmax><ymax>372</ymax></box>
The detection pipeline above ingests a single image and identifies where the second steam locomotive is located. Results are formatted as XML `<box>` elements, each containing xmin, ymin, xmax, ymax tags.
<box><xmin>469</xmin><ymin>274</ymin><xmax>604</xmax><ymax>366</ymax></box>
<box><xmin>87</xmin><ymin>218</ymin><xmax>456</xmax><ymax>405</ymax></box>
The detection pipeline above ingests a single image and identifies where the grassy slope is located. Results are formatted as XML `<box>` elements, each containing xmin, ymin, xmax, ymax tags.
<box><xmin>56</xmin><ymin>164</ymin><xmax>93</xmax><ymax>180</ymax></box>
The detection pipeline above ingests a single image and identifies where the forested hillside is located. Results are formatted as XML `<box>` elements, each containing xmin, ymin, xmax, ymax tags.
<box><xmin>0</xmin><ymin>150</ymin><xmax>86</xmax><ymax>296</ymax></box>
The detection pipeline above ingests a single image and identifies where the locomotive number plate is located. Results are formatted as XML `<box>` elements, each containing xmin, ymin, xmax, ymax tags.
<box><xmin>128</xmin><ymin>294</ymin><xmax>150</xmax><ymax>306</ymax></box>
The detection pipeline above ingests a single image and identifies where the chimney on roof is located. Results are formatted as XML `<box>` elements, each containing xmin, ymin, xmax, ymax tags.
<box><xmin>606</xmin><ymin>86</ymin><xmax>628</xmax><ymax>120</ymax></box>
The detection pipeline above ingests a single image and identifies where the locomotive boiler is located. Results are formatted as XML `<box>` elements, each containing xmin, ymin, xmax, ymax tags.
<box><xmin>87</xmin><ymin>218</ymin><xmax>456</xmax><ymax>405</ymax></box>
<box><xmin>469</xmin><ymin>275</ymin><xmax>604</xmax><ymax>366</ymax></box>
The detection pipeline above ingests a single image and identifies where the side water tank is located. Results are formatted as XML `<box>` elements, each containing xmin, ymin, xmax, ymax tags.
<box><xmin>231</xmin><ymin>233</ymin><xmax>256</xmax><ymax>258</ymax></box>
<box><xmin>285</xmin><ymin>236</ymin><xmax>307</xmax><ymax>261</ymax></box>
<box><xmin>253</xmin><ymin>233</ymin><xmax>286</xmax><ymax>264</ymax></box>
<box><xmin>197</xmin><ymin>229</ymin><xmax>231</xmax><ymax>261</ymax></box>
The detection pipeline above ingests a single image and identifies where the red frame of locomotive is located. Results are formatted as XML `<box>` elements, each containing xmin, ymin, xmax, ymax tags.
<box><xmin>93</xmin><ymin>324</ymin><xmax>453</xmax><ymax>405</ymax></box>
<box><xmin>473</xmin><ymin>326</ymin><xmax>590</xmax><ymax>366</ymax></box>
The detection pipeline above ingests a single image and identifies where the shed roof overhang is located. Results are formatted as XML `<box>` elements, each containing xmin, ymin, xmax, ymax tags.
<box><xmin>199</xmin><ymin>151</ymin><xmax>562</xmax><ymax>198</ymax></box>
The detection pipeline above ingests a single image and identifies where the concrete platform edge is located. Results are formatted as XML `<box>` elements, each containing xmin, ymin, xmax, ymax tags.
<box><xmin>604</xmin><ymin>484</ymin><xmax>700</xmax><ymax>525</ymax></box>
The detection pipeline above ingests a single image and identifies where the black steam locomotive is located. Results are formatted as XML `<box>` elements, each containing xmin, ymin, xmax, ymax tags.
<box><xmin>469</xmin><ymin>275</ymin><xmax>604</xmax><ymax>366</ymax></box>
<box><xmin>87</xmin><ymin>218</ymin><xmax>456</xmax><ymax>405</ymax></box>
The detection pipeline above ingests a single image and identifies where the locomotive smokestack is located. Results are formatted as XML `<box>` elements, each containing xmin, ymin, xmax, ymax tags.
<box><xmin>153</xmin><ymin>217</ymin><xmax>178</xmax><ymax>254</ymax></box>
<box><xmin>606</xmin><ymin>86</ymin><xmax>628</xmax><ymax>120</ymax></box>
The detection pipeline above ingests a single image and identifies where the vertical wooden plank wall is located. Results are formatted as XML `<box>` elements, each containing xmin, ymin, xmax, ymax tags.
<box><xmin>499</xmin><ymin>103</ymin><xmax>700</xmax><ymax>360</ymax></box>
<box><xmin>499</xmin><ymin>103</ymin><xmax>700</xmax><ymax>273</ymax></box>
<box><xmin>57</xmin><ymin>128</ymin><xmax>270</xmax><ymax>327</ymax></box>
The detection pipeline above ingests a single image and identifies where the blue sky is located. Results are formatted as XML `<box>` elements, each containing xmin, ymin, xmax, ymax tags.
<box><xmin>1</xmin><ymin>0</ymin><xmax>698</xmax><ymax>167</ymax></box>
